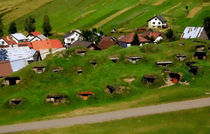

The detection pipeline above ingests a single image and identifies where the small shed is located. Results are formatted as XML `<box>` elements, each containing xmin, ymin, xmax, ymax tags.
<box><xmin>9</xmin><ymin>98</ymin><xmax>23</xmax><ymax>106</ymax></box>
<box><xmin>32</xmin><ymin>66</ymin><xmax>46</xmax><ymax>74</ymax></box>
<box><xmin>143</xmin><ymin>75</ymin><xmax>157</xmax><ymax>84</ymax></box>
<box><xmin>169</xmin><ymin>73</ymin><xmax>181</xmax><ymax>84</ymax></box>
<box><xmin>185</xmin><ymin>61</ymin><xmax>197</xmax><ymax>67</ymax></box>
<box><xmin>189</xmin><ymin>66</ymin><xmax>199</xmax><ymax>75</ymax></box>
<box><xmin>127</xmin><ymin>56</ymin><xmax>143</xmax><ymax>64</ymax></box>
<box><xmin>4</xmin><ymin>77</ymin><xmax>21</xmax><ymax>86</ymax></box>
<box><xmin>109</xmin><ymin>57</ymin><xmax>119</xmax><ymax>63</ymax></box>
<box><xmin>90</xmin><ymin>61</ymin><xmax>97</xmax><ymax>67</ymax></box>
<box><xmin>156</xmin><ymin>61</ymin><xmax>173</xmax><ymax>67</ymax></box>
<box><xmin>77</xmin><ymin>92</ymin><xmax>94</xmax><ymax>100</ymax></box>
<box><xmin>106</xmin><ymin>85</ymin><xmax>116</xmax><ymax>94</ymax></box>
<box><xmin>176</xmin><ymin>55</ymin><xmax>187</xmax><ymax>61</ymax></box>
<box><xmin>194</xmin><ymin>52</ymin><xmax>207</xmax><ymax>60</ymax></box>
<box><xmin>195</xmin><ymin>45</ymin><xmax>205</xmax><ymax>52</ymax></box>
<box><xmin>76</xmin><ymin>49</ymin><xmax>87</xmax><ymax>56</ymax></box>
<box><xmin>46</xmin><ymin>94</ymin><xmax>68</xmax><ymax>104</ymax></box>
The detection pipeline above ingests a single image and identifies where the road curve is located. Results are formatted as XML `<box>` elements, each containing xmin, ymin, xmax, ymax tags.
<box><xmin>0</xmin><ymin>97</ymin><xmax>210</xmax><ymax>134</ymax></box>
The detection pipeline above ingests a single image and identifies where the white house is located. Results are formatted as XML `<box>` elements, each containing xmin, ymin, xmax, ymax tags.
<box><xmin>181</xmin><ymin>27</ymin><xmax>209</xmax><ymax>40</ymax></box>
<box><xmin>147</xmin><ymin>15</ymin><xmax>167</xmax><ymax>28</ymax></box>
<box><xmin>64</xmin><ymin>29</ymin><xmax>82</xmax><ymax>47</ymax></box>
<box><xmin>0</xmin><ymin>38</ymin><xmax>8</xmax><ymax>46</ymax></box>
<box><xmin>27</xmin><ymin>31</ymin><xmax>48</xmax><ymax>42</ymax></box>
<box><xmin>11</xmin><ymin>33</ymin><xmax>27</xmax><ymax>43</ymax></box>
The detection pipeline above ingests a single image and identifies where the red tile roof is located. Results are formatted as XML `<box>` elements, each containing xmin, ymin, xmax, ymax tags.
<box><xmin>138</xmin><ymin>34</ymin><xmax>150</xmax><ymax>43</ymax></box>
<box><xmin>0</xmin><ymin>61</ymin><xmax>13</xmax><ymax>77</ymax></box>
<box><xmin>2</xmin><ymin>36</ymin><xmax>17</xmax><ymax>45</ymax></box>
<box><xmin>118</xmin><ymin>32</ymin><xmax>135</xmax><ymax>43</ymax></box>
<box><xmin>98</xmin><ymin>37</ymin><xmax>116</xmax><ymax>50</ymax></box>
<box><xmin>30</xmin><ymin>31</ymin><xmax>41</xmax><ymax>36</ymax></box>
<box><xmin>78</xmin><ymin>92</ymin><xmax>94</xmax><ymax>95</ymax></box>
<box><xmin>18</xmin><ymin>42</ymin><xmax>32</xmax><ymax>47</ymax></box>
<box><xmin>31</xmin><ymin>39</ymin><xmax>63</xmax><ymax>51</ymax></box>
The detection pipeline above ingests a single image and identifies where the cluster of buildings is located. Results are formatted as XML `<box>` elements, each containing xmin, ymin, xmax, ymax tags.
<box><xmin>0</xmin><ymin>15</ymin><xmax>209</xmax><ymax>78</ymax></box>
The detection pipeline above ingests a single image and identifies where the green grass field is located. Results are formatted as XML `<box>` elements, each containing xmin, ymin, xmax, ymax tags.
<box><xmin>0</xmin><ymin>0</ymin><xmax>210</xmax><ymax>34</ymax></box>
<box><xmin>13</xmin><ymin>107</ymin><xmax>210</xmax><ymax>134</ymax></box>
<box><xmin>0</xmin><ymin>39</ymin><xmax>210</xmax><ymax>125</ymax></box>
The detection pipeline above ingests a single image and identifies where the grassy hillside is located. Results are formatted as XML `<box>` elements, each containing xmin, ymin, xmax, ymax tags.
<box><xmin>1</xmin><ymin>0</ymin><xmax>210</xmax><ymax>34</ymax></box>
<box><xmin>14</xmin><ymin>107</ymin><xmax>210</xmax><ymax>134</ymax></box>
<box><xmin>0</xmin><ymin>39</ymin><xmax>210</xmax><ymax>125</ymax></box>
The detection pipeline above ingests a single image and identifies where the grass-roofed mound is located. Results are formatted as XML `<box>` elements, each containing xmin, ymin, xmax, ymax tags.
<box><xmin>0</xmin><ymin>40</ymin><xmax>210</xmax><ymax>125</ymax></box>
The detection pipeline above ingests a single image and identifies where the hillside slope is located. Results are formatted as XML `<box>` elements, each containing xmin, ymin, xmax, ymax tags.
<box><xmin>0</xmin><ymin>40</ymin><xmax>210</xmax><ymax>125</ymax></box>
<box><xmin>1</xmin><ymin>0</ymin><xmax>210</xmax><ymax>34</ymax></box>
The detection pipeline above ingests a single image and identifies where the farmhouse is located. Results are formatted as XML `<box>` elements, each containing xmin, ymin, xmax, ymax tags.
<box><xmin>27</xmin><ymin>31</ymin><xmax>48</xmax><ymax>42</ymax></box>
<box><xmin>181</xmin><ymin>27</ymin><xmax>209</xmax><ymax>40</ymax></box>
<box><xmin>11</xmin><ymin>33</ymin><xmax>27</xmax><ymax>43</ymax></box>
<box><xmin>71</xmin><ymin>41</ymin><xmax>100</xmax><ymax>50</ymax></box>
<box><xmin>64</xmin><ymin>30</ymin><xmax>82</xmax><ymax>47</ymax></box>
<box><xmin>147</xmin><ymin>15</ymin><xmax>167</xmax><ymax>28</ymax></box>
<box><xmin>31</xmin><ymin>39</ymin><xmax>63</xmax><ymax>51</ymax></box>
<box><xmin>98</xmin><ymin>36</ymin><xmax>116</xmax><ymax>50</ymax></box>
<box><xmin>0</xmin><ymin>61</ymin><xmax>13</xmax><ymax>78</ymax></box>
<box><xmin>118</xmin><ymin>32</ymin><xmax>135</xmax><ymax>47</ymax></box>
<box><xmin>138</xmin><ymin>30</ymin><xmax>163</xmax><ymax>44</ymax></box>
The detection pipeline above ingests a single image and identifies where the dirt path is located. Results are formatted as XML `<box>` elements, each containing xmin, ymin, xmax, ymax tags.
<box><xmin>92</xmin><ymin>2</ymin><xmax>141</xmax><ymax>28</ymax></box>
<box><xmin>162</xmin><ymin>2</ymin><xmax>182</xmax><ymax>14</ymax></box>
<box><xmin>187</xmin><ymin>3</ymin><xmax>210</xmax><ymax>18</ymax></box>
<box><xmin>0</xmin><ymin>97</ymin><xmax>210</xmax><ymax>134</ymax></box>
<box><xmin>153</xmin><ymin>0</ymin><xmax>165</xmax><ymax>6</ymax></box>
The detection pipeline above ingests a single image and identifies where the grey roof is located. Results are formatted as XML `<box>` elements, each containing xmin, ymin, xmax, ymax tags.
<box><xmin>11</xmin><ymin>33</ymin><xmax>27</xmax><ymax>41</ymax></box>
<box><xmin>147</xmin><ymin>15</ymin><xmax>167</xmax><ymax>23</ymax></box>
<box><xmin>37</xmin><ymin>34</ymin><xmax>48</xmax><ymax>40</ymax></box>
<box><xmin>70</xmin><ymin>41</ymin><xmax>93</xmax><ymax>48</ymax></box>
<box><xmin>181</xmin><ymin>27</ymin><xmax>205</xmax><ymax>39</ymax></box>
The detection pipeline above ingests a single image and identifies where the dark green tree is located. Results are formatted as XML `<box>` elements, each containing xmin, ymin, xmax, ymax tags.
<box><xmin>0</xmin><ymin>17</ymin><xmax>4</xmax><ymax>37</ymax></box>
<box><xmin>204</xmin><ymin>17</ymin><xmax>210</xmax><ymax>39</ymax></box>
<box><xmin>132</xmin><ymin>33</ymin><xmax>140</xmax><ymax>45</ymax></box>
<box><xmin>82</xmin><ymin>30</ymin><xmax>94</xmax><ymax>41</ymax></box>
<box><xmin>166</xmin><ymin>28</ymin><xmax>174</xmax><ymax>41</ymax></box>
<box><xmin>8</xmin><ymin>21</ymin><xmax>17</xmax><ymax>34</ymax></box>
<box><xmin>42</xmin><ymin>15</ymin><xmax>52</xmax><ymax>36</ymax></box>
<box><xmin>24</xmin><ymin>16</ymin><xmax>36</xmax><ymax>33</ymax></box>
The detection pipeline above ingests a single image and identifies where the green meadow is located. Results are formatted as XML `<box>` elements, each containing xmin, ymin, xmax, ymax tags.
<box><xmin>0</xmin><ymin>0</ymin><xmax>209</xmax><ymax>34</ymax></box>
<box><xmin>12</xmin><ymin>107</ymin><xmax>210</xmax><ymax>134</ymax></box>
<box><xmin>0</xmin><ymin>40</ymin><xmax>210</xmax><ymax>125</ymax></box>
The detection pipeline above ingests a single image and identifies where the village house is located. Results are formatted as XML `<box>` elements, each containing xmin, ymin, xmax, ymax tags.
<box><xmin>181</xmin><ymin>27</ymin><xmax>209</xmax><ymax>40</ymax></box>
<box><xmin>0</xmin><ymin>45</ymin><xmax>34</xmax><ymax>72</ymax></box>
<box><xmin>71</xmin><ymin>40</ymin><xmax>100</xmax><ymax>50</ymax></box>
<box><xmin>147</xmin><ymin>15</ymin><xmax>167</xmax><ymax>29</ymax></box>
<box><xmin>0</xmin><ymin>61</ymin><xmax>13</xmax><ymax>78</ymax></box>
<box><xmin>64</xmin><ymin>30</ymin><xmax>82</xmax><ymax>47</ymax></box>
<box><xmin>0</xmin><ymin>36</ymin><xmax>17</xmax><ymax>46</ymax></box>
<box><xmin>118</xmin><ymin>32</ymin><xmax>135</xmax><ymax>48</ymax></box>
<box><xmin>26</xmin><ymin>31</ymin><xmax>48</xmax><ymax>42</ymax></box>
<box><xmin>11</xmin><ymin>33</ymin><xmax>27</xmax><ymax>43</ymax></box>
<box><xmin>98</xmin><ymin>36</ymin><xmax>116</xmax><ymax>50</ymax></box>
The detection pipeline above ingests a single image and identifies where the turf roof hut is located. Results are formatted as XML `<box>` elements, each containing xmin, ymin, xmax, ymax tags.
<box><xmin>77</xmin><ymin>92</ymin><xmax>94</xmax><ymax>100</ymax></box>
<box><xmin>75</xmin><ymin>49</ymin><xmax>87</xmax><ymax>56</ymax></box>
<box><xmin>53</xmin><ymin>67</ymin><xmax>63</xmax><ymax>73</ymax></box>
<box><xmin>194</xmin><ymin>52</ymin><xmax>207</xmax><ymax>60</ymax></box>
<box><xmin>9</xmin><ymin>98</ymin><xmax>23</xmax><ymax>106</ymax></box>
<box><xmin>175</xmin><ymin>55</ymin><xmax>187</xmax><ymax>61</ymax></box>
<box><xmin>71</xmin><ymin>41</ymin><xmax>100</xmax><ymax>50</ymax></box>
<box><xmin>109</xmin><ymin>57</ymin><xmax>120</xmax><ymax>63</ymax></box>
<box><xmin>3</xmin><ymin>77</ymin><xmax>21</xmax><ymax>86</ymax></box>
<box><xmin>127</xmin><ymin>56</ymin><xmax>143</xmax><ymax>64</ymax></box>
<box><xmin>46</xmin><ymin>94</ymin><xmax>68</xmax><ymax>104</ymax></box>
<box><xmin>32</xmin><ymin>66</ymin><xmax>46</xmax><ymax>74</ymax></box>
<box><xmin>168</xmin><ymin>73</ymin><xmax>181</xmax><ymax>84</ymax></box>
<box><xmin>143</xmin><ymin>74</ymin><xmax>158</xmax><ymax>84</ymax></box>
<box><xmin>106</xmin><ymin>85</ymin><xmax>116</xmax><ymax>94</ymax></box>
<box><xmin>90</xmin><ymin>60</ymin><xmax>97</xmax><ymax>67</ymax></box>
<box><xmin>156</xmin><ymin>61</ymin><xmax>173</xmax><ymax>67</ymax></box>
<box><xmin>185</xmin><ymin>61</ymin><xmax>197</xmax><ymax>67</ymax></box>
<box><xmin>195</xmin><ymin>45</ymin><xmax>205</xmax><ymax>52</ymax></box>
<box><xmin>189</xmin><ymin>66</ymin><xmax>199</xmax><ymax>75</ymax></box>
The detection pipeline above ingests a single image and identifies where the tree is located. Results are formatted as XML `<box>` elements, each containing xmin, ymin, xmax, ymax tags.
<box><xmin>204</xmin><ymin>17</ymin><xmax>210</xmax><ymax>39</ymax></box>
<box><xmin>0</xmin><ymin>17</ymin><xmax>4</xmax><ymax>37</ymax></box>
<box><xmin>24</xmin><ymin>16</ymin><xmax>36</xmax><ymax>33</ymax></box>
<box><xmin>132</xmin><ymin>33</ymin><xmax>140</xmax><ymax>45</ymax></box>
<box><xmin>42</xmin><ymin>15</ymin><xmax>52</xmax><ymax>36</ymax></box>
<box><xmin>185</xmin><ymin>5</ymin><xmax>189</xmax><ymax>14</ymax></box>
<box><xmin>8</xmin><ymin>21</ymin><xmax>17</xmax><ymax>34</ymax></box>
<box><xmin>166</xmin><ymin>29</ymin><xmax>174</xmax><ymax>41</ymax></box>
<box><xmin>82</xmin><ymin>30</ymin><xmax>94</xmax><ymax>41</ymax></box>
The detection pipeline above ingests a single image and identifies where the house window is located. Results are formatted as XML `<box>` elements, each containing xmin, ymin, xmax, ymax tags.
<box><xmin>158</xmin><ymin>22</ymin><xmax>161</xmax><ymax>24</ymax></box>
<box><xmin>153</xmin><ymin>22</ymin><xmax>155</xmax><ymax>24</ymax></box>
<box><xmin>71</xmin><ymin>38</ymin><xmax>74</xmax><ymax>42</ymax></box>
<box><xmin>155</xmin><ymin>19</ymin><xmax>157</xmax><ymax>20</ymax></box>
